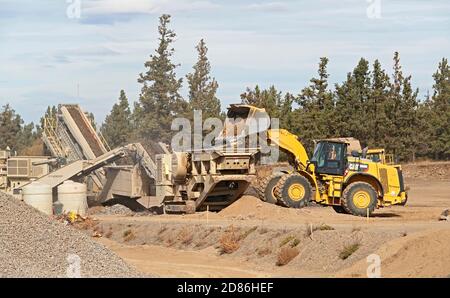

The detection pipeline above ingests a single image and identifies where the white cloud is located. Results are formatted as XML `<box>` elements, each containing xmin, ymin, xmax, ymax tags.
<box><xmin>83</xmin><ymin>0</ymin><xmax>220</xmax><ymax>15</ymax></box>
<box><xmin>246</xmin><ymin>2</ymin><xmax>289</xmax><ymax>12</ymax></box>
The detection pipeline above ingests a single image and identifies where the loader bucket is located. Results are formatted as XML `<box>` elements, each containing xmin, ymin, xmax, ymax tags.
<box><xmin>218</xmin><ymin>104</ymin><xmax>271</xmax><ymax>139</ymax></box>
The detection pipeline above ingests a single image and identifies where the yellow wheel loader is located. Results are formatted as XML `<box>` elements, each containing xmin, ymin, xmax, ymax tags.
<box><xmin>224</xmin><ymin>104</ymin><xmax>408</xmax><ymax>217</ymax></box>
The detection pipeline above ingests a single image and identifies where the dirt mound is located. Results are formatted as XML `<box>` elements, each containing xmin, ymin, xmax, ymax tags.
<box><xmin>0</xmin><ymin>192</ymin><xmax>144</xmax><ymax>277</ymax></box>
<box><xmin>219</xmin><ymin>195</ymin><xmax>316</xmax><ymax>221</ymax></box>
<box><xmin>402</xmin><ymin>161</ymin><xmax>450</xmax><ymax>180</ymax></box>
<box><xmin>337</xmin><ymin>229</ymin><xmax>450</xmax><ymax>277</ymax></box>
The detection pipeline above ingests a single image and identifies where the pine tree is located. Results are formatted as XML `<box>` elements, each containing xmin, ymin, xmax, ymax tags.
<box><xmin>366</xmin><ymin>59</ymin><xmax>391</xmax><ymax>150</ymax></box>
<box><xmin>186</xmin><ymin>39</ymin><xmax>220</xmax><ymax>120</ymax></box>
<box><xmin>86</xmin><ymin>112</ymin><xmax>97</xmax><ymax>131</ymax></box>
<box><xmin>135</xmin><ymin>14</ymin><xmax>187</xmax><ymax>144</ymax></box>
<box><xmin>240</xmin><ymin>85</ymin><xmax>285</xmax><ymax>119</ymax></box>
<box><xmin>0</xmin><ymin>104</ymin><xmax>23</xmax><ymax>152</ymax></box>
<box><xmin>334</xmin><ymin>58</ymin><xmax>371</xmax><ymax>146</ymax></box>
<box><xmin>293</xmin><ymin>57</ymin><xmax>335</xmax><ymax>153</ymax></box>
<box><xmin>16</xmin><ymin>122</ymin><xmax>38</xmax><ymax>154</ymax></box>
<box><xmin>101</xmin><ymin>90</ymin><xmax>133</xmax><ymax>148</ymax></box>
<box><xmin>429</xmin><ymin>58</ymin><xmax>450</xmax><ymax>159</ymax></box>
<box><xmin>279</xmin><ymin>92</ymin><xmax>294</xmax><ymax>129</ymax></box>
<box><xmin>0</xmin><ymin>104</ymin><xmax>39</xmax><ymax>154</ymax></box>
<box><xmin>386</xmin><ymin>52</ymin><xmax>420</xmax><ymax>161</ymax></box>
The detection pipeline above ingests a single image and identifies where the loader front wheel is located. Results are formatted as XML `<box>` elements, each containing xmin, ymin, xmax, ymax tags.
<box><xmin>342</xmin><ymin>182</ymin><xmax>377</xmax><ymax>217</ymax></box>
<box><xmin>275</xmin><ymin>174</ymin><xmax>312</xmax><ymax>208</ymax></box>
<box><xmin>256</xmin><ymin>174</ymin><xmax>282</xmax><ymax>204</ymax></box>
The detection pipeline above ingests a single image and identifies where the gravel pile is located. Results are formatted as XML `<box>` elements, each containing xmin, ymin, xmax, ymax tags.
<box><xmin>0</xmin><ymin>192</ymin><xmax>143</xmax><ymax>277</ymax></box>
<box><xmin>91</xmin><ymin>204</ymin><xmax>157</xmax><ymax>217</ymax></box>
<box><xmin>95</xmin><ymin>204</ymin><xmax>136</xmax><ymax>216</ymax></box>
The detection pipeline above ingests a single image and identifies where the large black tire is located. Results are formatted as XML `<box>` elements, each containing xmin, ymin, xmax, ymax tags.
<box><xmin>342</xmin><ymin>182</ymin><xmax>377</xmax><ymax>217</ymax></box>
<box><xmin>274</xmin><ymin>174</ymin><xmax>312</xmax><ymax>208</ymax></box>
<box><xmin>332</xmin><ymin>205</ymin><xmax>348</xmax><ymax>214</ymax></box>
<box><xmin>256</xmin><ymin>174</ymin><xmax>282</xmax><ymax>204</ymax></box>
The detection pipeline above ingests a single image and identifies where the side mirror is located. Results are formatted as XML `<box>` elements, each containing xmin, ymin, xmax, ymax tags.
<box><xmin>351</xmin><ymin>150</ymin><xmax>360</xmax><ymax>158</ymax></box>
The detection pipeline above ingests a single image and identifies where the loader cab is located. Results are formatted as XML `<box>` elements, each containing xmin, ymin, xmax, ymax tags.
<box><xmin>310</xmin><ymin>141</ymin><xmax>348</xmax><ymax>176</ymax></box>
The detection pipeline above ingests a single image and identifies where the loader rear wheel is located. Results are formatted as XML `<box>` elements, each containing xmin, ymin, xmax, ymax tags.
<box><xmin>275</xmin><ymin>174</ymin><xmax>312</xmax><ymax>208</ymax></box>
<box><xmin>256</xmin><ymin>174</ymin><xmax>282</xmax><ymax>204</ymax></box>
<box><xmin>342</xmin><ymin>182</ymin><xmax>377</xmax><ymax>217</ymax></box>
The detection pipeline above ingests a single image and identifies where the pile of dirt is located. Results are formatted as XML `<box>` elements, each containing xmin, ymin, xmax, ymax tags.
<box><xmin>0</xmin><ymin>192</ymin><xmax>144</xmax><ymax>277</ymax></box>
<box><xmin>219</xmin><ymin>195</ymin><xmax>316</xmax><ymax>221</ymax></box>
<box><xmin>337</xmin><ymin>229</ymin><xmax>450</xmax><ymax>277</ymax></box>
<box><xmin>402</xmin><ymin>161</ymin><xmax>450</xmax><ymax>180</ymax></box>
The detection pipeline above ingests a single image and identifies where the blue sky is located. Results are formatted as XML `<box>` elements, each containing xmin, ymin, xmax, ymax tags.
<box><xmin>1</xmin><ymin>0</ymin><xmax>449</xmax><ymax>124</ymax></box>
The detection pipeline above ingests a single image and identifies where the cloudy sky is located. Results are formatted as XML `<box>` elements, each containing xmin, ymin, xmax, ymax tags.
<box><xmin>1</xmin><ymin>0</ymin><xmax>449</xmax><ymax>124</ymax></box>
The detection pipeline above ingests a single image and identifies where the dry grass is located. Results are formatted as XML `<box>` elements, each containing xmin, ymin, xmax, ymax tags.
<box><xmin>316</xmin><ymin>224</ymin><xmax>335</xmax><ymax>231</ymax></box>
<box><xmin>123</xmin><ymin>229</ymin><xmax>136</xmax><ymax>242</ymax></box>
<box><xmin>305</xmin><ymin>224</ymin><xmax>313</xmax><ymax>238</ymax></box>
<box><xmin>257</xmin><ymin>246</ymin><xmax>272</xmax><ymax>257</ymax></box>
<box><xmin>73</xmin><ymin>217</ymin><xmax>98</xmax><ymax>230</ymax></box>
<box><xmin>105</xmin><ymin>230</ymin><xmax>113</xmax><ymax>238</ymax></box>
<box><xmin>178</xmin><ymin>227</ymin><xmax>194</xmax><ymax>245</ymax></box>
<box><xmin>202</xmin><ymin>226</ymin><xmax>217</xmax><ymax>238</ymax></box>
<box><xmin>305</xmin><ymin>223</ymin><xmax>335</xmax><ymax>238</ymax></box>
<box><xmin>258</xmin><ymin>227</ymin><xmax>269</xmax><ymax>234</ymax></box>
<box><xmin>352</xmin><ymin>226</ymin><xmax>362</xmax><ymax>233</ymax></box>
<box><xmin>279</xmin><ymin>235</ymin><xmax>296</xmax><ymax>247</ymax></box>
<box><xmin>157</xmin><ymin>225</ymin><xmax>167</xmax><ymax>235</ymax></box>
<box><xmin>276</xmin><ymin>247</ymin><xmax>299</xmax><ymax>266</ymax></box>
<box><xmin>166</xmin><ymin>235</ymin><xmax>176</xmax><ymax>246</ymax></box>
<box><xmin>240</xmin><ymin>226</ymin><xmax>258</xmax><ymax>240</ymax></box>
<box><xmin>339</xmin><ymin>240</ymin><xmax>361</xmax><ymax>260</ymax></box>
<box><xmin>195</xmin><ymin>240</ymin><xmax>207</xmax><ymax>248</ymax></box>
<box><xmin>218</xmin><ymin>226</ymin><xmax>240</xmax><ymax>254</ymax></box>
<box><xmin>290</xmin><ymin>238</ymin><xmax>300</xmax><ymax>248</ymax></box>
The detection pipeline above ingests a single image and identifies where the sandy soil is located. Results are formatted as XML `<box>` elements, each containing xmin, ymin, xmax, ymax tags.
<box><xmin>86</xmin><ymin>162</ymin><xmax>450</xmax><ymax>278</ymax></box>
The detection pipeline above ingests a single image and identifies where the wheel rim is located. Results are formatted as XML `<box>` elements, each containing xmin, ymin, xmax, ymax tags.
<box><xmin>353</xmin><ymin>190</ymin><xmax>371</xmax><ymax>208</ymax></box>
<box><xmin>288</xmin><ymin>183</ymin><xmax>305</xmax><ymax>201</ymax></box>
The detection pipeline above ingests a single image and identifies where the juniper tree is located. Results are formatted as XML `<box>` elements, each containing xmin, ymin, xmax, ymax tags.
<box><xmin>101</xmin><ymin>90</ymin><xmax>133</xmax><ymax>148</ymax></box>
<box><xmin>334</xmin><ymin>58</ymin><xmax>371</xmax><ymax>147</ymax></box>
<box><xmin>186</xmin><ymin>39</ymin><xmax>220</xmax><ymax>120</ymax></box>
<box><xmin>135</xmin><ymin>14</ymin><xmax>187</xmax><ymax>144</ymax></box>
<box><xmin>429</xmin><ymin>58</ymin><xmax>450</xmax><ymax>159</ymax></box>
<box><xmin>0</xmin><ymin>104</ymin><xmax>38</xmax><ymax>153</ymax></box>
<box><xmin>293</xmin><ymin>57</ymin><xmax>335</xmax><ymax>153</ymax></box>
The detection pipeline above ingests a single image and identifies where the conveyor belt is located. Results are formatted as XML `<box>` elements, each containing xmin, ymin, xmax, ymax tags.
<box><xmin>65</xmin><ymin>105</ymin><xmax>106</xmax><ymax>158</ymax></box>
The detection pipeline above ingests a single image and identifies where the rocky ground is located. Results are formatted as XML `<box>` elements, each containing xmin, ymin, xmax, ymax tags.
<box><xmin>0</xmin><ymin>192</ymin><xmax>144</xmax><ymax>277</ymax></box>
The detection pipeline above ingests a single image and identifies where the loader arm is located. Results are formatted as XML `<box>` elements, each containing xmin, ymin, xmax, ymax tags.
<box><xmin>267</xmin><ymin>129</ymin><xmax>309</xmax><ymax>170</ymax></box>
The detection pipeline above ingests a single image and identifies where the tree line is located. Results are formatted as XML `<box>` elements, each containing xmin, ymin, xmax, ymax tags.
<box><xmin>1</xmin><ymin>14</ymin><xmax>449</xmax><ymax>161</ymax></box>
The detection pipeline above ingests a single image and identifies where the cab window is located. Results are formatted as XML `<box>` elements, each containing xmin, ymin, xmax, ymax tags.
<box><xmin>311</xmin><ymin>142</ymin><xmax>347</xmax><ymax>175</ymax></box>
